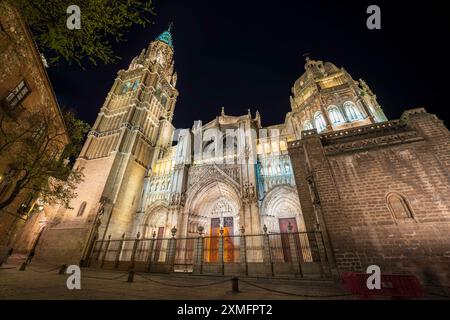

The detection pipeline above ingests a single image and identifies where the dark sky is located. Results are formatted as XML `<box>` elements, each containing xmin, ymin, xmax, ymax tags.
<box><xmin>48</xmin><ymin>0</ymin><xmax>450</xmax><ymax>129</ymax></box>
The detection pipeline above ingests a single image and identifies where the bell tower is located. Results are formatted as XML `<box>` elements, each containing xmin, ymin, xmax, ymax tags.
<box><xmin>36</xmin><ymin>27</ymin><xmax>179</xmax><ymax>264</ymax></box>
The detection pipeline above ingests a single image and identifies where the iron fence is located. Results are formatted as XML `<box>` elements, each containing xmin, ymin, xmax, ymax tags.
<box><xmin>88</xmin><ymin>231</ymin><xmax>328</xmax><ymax>278</ymax></box>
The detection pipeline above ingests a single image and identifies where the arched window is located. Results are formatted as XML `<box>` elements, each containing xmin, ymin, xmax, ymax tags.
<box><xmin>387</xmin><ymin>193</ymin><xmax>414</xmax><ymax>220</ymax></box>
<box><xmin>303</xmin><ymin>120</ymin><xmax>313</xmax><ymax>131</ymax></box>
<box><xmin>344</xmin><ymin>101</ymin><xmax>364</xmax><ymax>121</ymax></box>
<box><xmin>314</xmin><ymin>112</ymin><xmax>327</xmax><ymax>132</ymax></box>
<box><xmin>77</xmin><ymin>201</ymin><xmax>87</xmax><ymax>217</ymax></box>
<box><xmin>160</xmin><ymin>95</ymin><xmax>167</xmax><ymax>107</ymax></box>
<box><xmin>328</xmin><ymin>106</ymin><xmax>345</xmax><ymax>125</ymax></box>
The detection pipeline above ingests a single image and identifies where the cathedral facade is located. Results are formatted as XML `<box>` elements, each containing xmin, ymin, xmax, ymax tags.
<box><xmin>25</xmin><ymin>28</ymin><xmax>450</xmax><ymax>284</ymax></box>
<box><xmin>29</xmin><ymin>28</ymin><xmax>381</xmax><ymax>259</ymax></box>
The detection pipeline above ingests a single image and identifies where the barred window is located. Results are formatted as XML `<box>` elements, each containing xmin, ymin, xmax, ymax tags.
<box><xmin>328</xmin><ymin>106</ymin><xmax>345</xmax><ymax>124</ymax></box>
<box><xmin>314</xmin><ymin>112</ymin><xmax>327</xmax><ymax>132</ymax></box>
<box><xmin>6</xmin><ymin>80</ymin><xmax>30</xmax><ymax>107</ymax></box>
<box><xmin>344</xmin><ymin>101</ymin><xmax>364</xmax><ymax>121</ymax></box>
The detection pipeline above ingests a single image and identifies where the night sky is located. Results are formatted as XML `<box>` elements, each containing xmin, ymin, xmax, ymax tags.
<box><xmin>47</xmin><ymin>0</ymin><xmax>450</xmax><ymax>129</ymax></box>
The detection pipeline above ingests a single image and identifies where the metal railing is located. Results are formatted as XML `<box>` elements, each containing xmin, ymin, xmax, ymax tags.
<box><xmin>88</xmin><ymin>230</ymin><xmax>329</xmax><ymax>278</ymax></box>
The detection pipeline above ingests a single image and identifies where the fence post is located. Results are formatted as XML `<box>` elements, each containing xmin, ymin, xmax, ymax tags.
<box><xmin>239</xmin><ymin>226</ymin><xmax>248</xmax><ymax>276</ymax></box>
<box><xmin>146</xmin><ymin>231</ymin><xmax>156</xmax><ymax>272</ymax></box>
<box><xmin>129</xmin><ymin>232</ymin><xmax>141</xmax><ymax>271</ymax></box>
<box><xmin>315</xmin><ymin>229</ymin><xmax>330</xmax><ymax>277</ymax></box>
<box><xmin>262</xmin><ymin>225</ymin><xmax>274</xmax><ymax>277</ymax></box>
<box><xmin>219</xmin><ymin>226</ymin><xmax>225</xmax><ymax>275</ymax></box>
<box><xmin>193</xmin><ymin>226</ymin><xmax>204</xmax><ymax>274</ymax></box>
<box><xmin>100</xmin><ymin>234</ymin><xmax>112</xmax><ymax>269</ymax></box>
<box><xmin>115</xmin><ymin>233</ymin><xmax>126</xmax><ymax>269</ymax></box>
<box><xmin>288</xmin><ymin>222</ymin><xmax>303</xmax><ymax>277</ymax></box>
<box><xmin>166</xmin><ymin>227</ymin><xmax>177</xmax><ymax>271</ymax></box>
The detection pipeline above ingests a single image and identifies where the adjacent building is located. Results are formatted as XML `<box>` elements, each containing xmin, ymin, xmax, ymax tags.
<box><xmin>0</xmin><ymin>3</ymin><xmax>68</xmax><ymax>255</ymax></box>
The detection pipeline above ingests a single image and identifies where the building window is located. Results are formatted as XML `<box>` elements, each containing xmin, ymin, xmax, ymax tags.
<box><xmin>77</xmin><ymin>201</ymin><xmax>87</xmax><ymax>217</ymax></box>
<box><xmin>344</xmin><ymin>101</ymin><xmax>364</xmax><ymax>121</ymax></box>
<box><xmin>314</xmin><ymin>112</ymin><xmax>327</xmax><ymax>132</ymax></box>
<box><xmin>328</xmin><ymin>106</ymin><xmax>345</xmax><ymax>125</ymax></box>
<box><xmin>18</xmin><ymin>193</ymin><xmax>35</xmax><ymax>215</ymax></box>
<box><xmin>6</xmin><ymin>80</ymin><xmax>30</xmax><ymax>108</ymax></box>
<box><xmin>303</xmin><ymin>120</ymin><xmax>314</xmax><ymax>131</ymax></box>
<box><xmin>160</xmin><ymin>95</ymin><xmax>167</xmax><ymax>107</ymax></box>
<box><xmin>387</xmin><ymin>193</ymin><xmax>414</xmax><ymax>220</ymax></box>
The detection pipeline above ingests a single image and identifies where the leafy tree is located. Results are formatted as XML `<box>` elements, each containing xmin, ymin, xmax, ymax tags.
<box><xmin>0</xmin><ymin>105</ymin><xmax>90</xmax><ymax>211</ymax></box>
<box><xmin>7</xmin><ymin>0</ymin><xmax>155</xmax><ymax>66</ymax></box>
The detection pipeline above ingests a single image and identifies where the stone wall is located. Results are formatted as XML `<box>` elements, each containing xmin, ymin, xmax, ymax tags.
<box><xmin>288</xmin><ymin>108</ymin><xmax>450</xmax><ymax>285</ymax></box>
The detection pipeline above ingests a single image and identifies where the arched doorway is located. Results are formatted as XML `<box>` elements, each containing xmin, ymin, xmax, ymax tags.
<box><xmin>261</xmin><ymin>186</ymin><xmax>312</xmax><ymax>262</ymax></box>
<box><xmin>140</xmin><ymin>205</ymin><xmax>170</xmax><ymax>262</ymax></box>
<box><xmin>185</xmin><ymin>180</ymin><xmax>241</xmax><ymax>263</ymax></box>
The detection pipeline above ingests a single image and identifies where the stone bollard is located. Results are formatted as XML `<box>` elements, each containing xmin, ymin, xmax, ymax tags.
<box><xmin>231</xmin><ymin>277</ymin><xmax>240</xmax><ymax>293</ymax></box>
<box><xmin>127</xmin><ymin>270</ymin><xmax>135</xmax><ymax>283</ymax></box>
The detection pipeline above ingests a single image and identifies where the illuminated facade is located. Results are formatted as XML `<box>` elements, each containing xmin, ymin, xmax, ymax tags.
<box><xmin>31</xmin><ymin>28</ymin><xmax>390</xmax><ymax>266</ymax></box>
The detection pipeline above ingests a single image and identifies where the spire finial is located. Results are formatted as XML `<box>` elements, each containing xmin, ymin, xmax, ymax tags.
<box><xmin>168</xmin><ymin>22</ymin><xmax>173</xmax><ymax>32</ymax></box>
<box><xmin>221</xmin><ymin>106</ymin><xmax>225</xmax><ymax>116</ymax></box>
<box><xmin>302</xmin><ymin>52</ymin><xmax>310</xmax><ymax>62</ymax></box>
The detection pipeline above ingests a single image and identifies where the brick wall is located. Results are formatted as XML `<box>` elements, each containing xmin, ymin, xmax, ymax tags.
<box><xmin>289</xmin><ymin>108</ymin><xmax>450</xmax><ymax>285</ymax></box>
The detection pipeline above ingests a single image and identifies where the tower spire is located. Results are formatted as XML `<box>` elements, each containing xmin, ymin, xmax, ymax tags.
<box><xmin>155</xmin><ymin>24</ymin><xmax>174</xmax><ymax>48</ymax></box>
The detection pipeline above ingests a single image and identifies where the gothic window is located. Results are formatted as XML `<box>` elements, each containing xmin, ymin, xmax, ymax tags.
<box><xmin>77</xmin><ymin>201</ymin><xmax>87</xmax><ymax>217</ymax></box>
<box><xmin>160</xmin><ymin>94</ymin><xmax>168</xmax><ymax>107</ymax></box>
<box><xmin>154</xmin><ymin>85</ymin><xmax>162</xmax><ymax>99</ymax></box>
<box><xmin>314</xmin><ymin>112</ymin><xmax>327</xmax><ymax>132</ymax></box>
<box><xmin>303</xmin><ymin>120</ymin><xmax>313</xmax><ymax>131</ymax></box>
<box><xmin>328</xmin><ymin>106</ymin><xmax>345</xmax><ymax>124</ymax></box>
<box><xmin>18</xmin><ymin>193</ymin><xmax>35</xmax><ymax>215</ymax></box>
<box><xmin>6</xmin><ymin>80</ymin><xmax>30</xmax><ymax>108</ymax></box>
<box><xmin>31</xmin><ymin>123</ymin><xmax>46</xmax><ymax>142</ymax></box>
<box><xmin>387</xmin><ymin>193</ymin><xmax>414</xmax><ymax>220</ymax></box>
<box><xmin>344</xmin><ymin>101</ymin><xmax>364</xmax><ymax>121</ymax></box>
